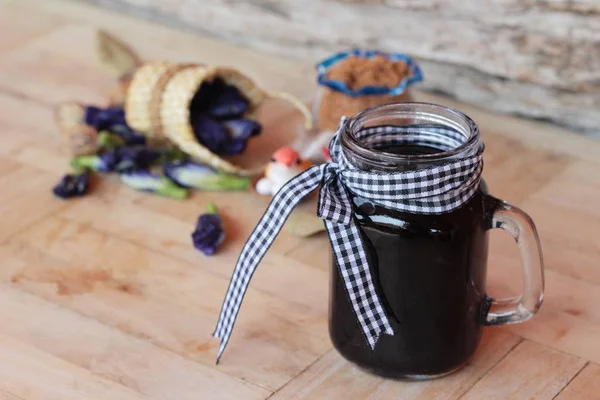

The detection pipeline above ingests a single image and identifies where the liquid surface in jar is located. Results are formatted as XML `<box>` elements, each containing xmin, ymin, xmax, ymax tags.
<box><xmin>379</xmin><ymin>144</ymin><xmax>443</xmax><ymax>155</ymax></box>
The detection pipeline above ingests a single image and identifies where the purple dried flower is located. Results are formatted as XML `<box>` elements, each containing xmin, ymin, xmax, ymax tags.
<box><xmin>193</xmin><ymin>116</ymin><xmax>228</xmax><ymax>154</ymax></box>
<box><xmin>84</xmin><ymin>106</ymin><xmax>146</xmax><ymax>146</ymax></box>
<box><xmin>52</xmin><ymin>171</ymin><xmax>89</xmax><ymax>199</ymax></box>
<box><xmin>85</xmin><ymin>106</ymin><xmax>126</xmax><ymax>130</ymax></box>
<box><xmin>119</xmin><ymin>169</ymin><xmax>188</xmax><ymax>199</ymax></box>
<box><xmin>71</xmin><ymin>146</ymin><xmax>161</xmax><ymax>173</ymax></box>
<box><xmin>219</xmin><ymin>118</ymin><xmax>262</xmax><ymax>155</ymax></box>
<box><xmin>192</xmin><ymin>203</ymin><xmax>225</xmax><ymax>256</ymax></box>
<box><xmin>222</xmin><ymin>118</ymin><xmax>261</xmax><ymax>140</ymax></box>
<box><xmin>101</xmin><ymin>149</ymin><xmax>122</xmax><ymax>171</ymax></box>
<box><xmin>220</xmin><ymin>139</ymin><xmax>247</xmax><ymax>156</ymax></box>
<box><xmin>163</xmin><ymin>159</ymin><xmax>250</xmax><ymax>190</ymax></box>
<box><xmin>71</xmin><ymin>151</ymin><xmax>118</xmax><ymax>172</ymax></box>
<box><xmin>190</xmin><ymin>79</ymin><xmax>225</xmax><ymax>118</ymax></box>
<box><xmin>84</xmin><ymin>105</ymin><xmax>104</xmax><ymax>128</ymax></box>
<box><xmin>207</xmin><ymin>86</ymin><xmax>249</xmax><ymax>119</ymax></box>
<box><xmin>115</xmin><ymin>146</ymin><xmax>161</xmax><ymax>171</ymax></box>
<box><xmin>110</xmin><ymin>125</ymin><xmax>147</xmax><ymax>146</ymax></box>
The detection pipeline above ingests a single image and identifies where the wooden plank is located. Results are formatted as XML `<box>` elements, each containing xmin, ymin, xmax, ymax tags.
<box><xmin>283</xmin><ymin>233</ymin><xmax>330</xmax><ymax>272</ymax></box>
<box><xmin>530</xmin><ymin>160</ymin><xmax>600</xmax><ymax>221</ymax></box>
<box><xmin>13</xmin><ymin>0</ymin><xmax>316</xmax><ymax>99</ymax></box>
<box><xmin>7</xmin><ymin>144</ymin><xmax>73</xmax><ymax>176</ymax></box>
<box><xmin>0</xmin><ymin>129</ymin><xmax>29</xmax><ymax>157</ymax></box>
<box><xmin>0</xmin><ymin>4</ymin><xmax>65</xmax><ymax>53</ymax></box>
<box><xmin>0</xmin><ymin>157</ymin><xmax>21</xmax><ymax>177</ymax></box>
<box><xmin>0</xmin><ymin>25</ymin><xmax>113</xmax><ymax>106</ymax></box>
<box><xmin>44</xmin><ymin>192</ymin><xmax>327</xmax><ymax>313</ymax></box>
<box><xmin>460</xmin><ymin>341</ymin><xmax>586</xmax><ymax>400</ymax></box>
<box><xmin>272</xmin><ymin>331</ymin><xmax>521</xmax><ymax>400</ymax></box>
<box><xmin>503</xmin><ymin>308</ymin><xmax>600</xmax><ymax>366</ymax></box>
<box><xmin>58</xmin><ymin>193</ymin><xmax>320</xmax><ymax>278</ymax></box>
<box><xmin>0</xmin><ymin>99</ymin><xmax>70</xmax><ymax>176</ymax></box>
<box><xmin>0</xmin><ymin>391</ymin><xmax>23</xmax><ymax>400</ymax></box>
<box><xmin>521</xmin><ymin>197</ymin><xmax>600</xmax><ymax>286</ymax></box>
<box><xmin>0</xmin><ymin>93</ymin><xmax>55</xmax><ymax>139</ymax></box>
<box><xmin>0</xmin><ymin>165</ymin><xmax>69</xmax><ymax>242</ymax></box>
<box><xmin>0</xmin><ymin>336</ymin><xmax>149</xmax><ymax>400</ymax></box>
<box><xmin>483</xmin><ymin>236</ymin><xmax>600</xmax><ymax>364</ymax></box>
<box><xmin>498</xmin><ymin>279</ymin><xmax>600</xmax><ymax>365</ymax></box>
<box><xmin>555</xmin><ymin>363</ymin><xmax>600</xmax><ymax>400</ymax></box>
<box><xmin>0</xmin><ymin>284</ymin><xmax>270</xmax><ymax>400</ymax></box>
<box><xmin>479</xmin><ymin>134</ymin><xmax>573</xmax><ymax>204</ymax></box>
<box><xmin>0</xmin><ymin>217</ymin><xmax>330</xmax><ymax>391</ymax></box>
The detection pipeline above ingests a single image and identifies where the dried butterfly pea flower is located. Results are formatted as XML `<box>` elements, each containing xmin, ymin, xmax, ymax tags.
<box><xmin>71</xmin><ymin>152</ymin><xmax>119</xmax><ymax>172</ymax></box>
<box><xmin>190</xmin><ymin>79</ymin><xmax>225</xmax><ymax>118</ymax></box>
<box><xmin>193</xmin><ymin>116</ymin><xmax>263</xmax><ymax>156</ymax></box>
<box><xmin>163</xmin><ymin>160</ymin><xmax>250</xmax><ymax>191</ymax></box>
<box><xmin>220</xmin><ymin>118</ymin><xmax>262</xmax><ymax>155</ymax></box>
<box><xmin>85</xmin><ymin>106</ymin><xmax>146</xmax><ymax>146</ymax></box>
<box><xmin>119</xmin><ymin>169</ymin><xmax>188</xmax><ymax>199</ymax></box>
<box><xmin>207</xmin><ymin>86</ymin><xmax>249</xmax><ymax>119</ymax></box>
<box><xmin>85</xmin><ymin>106</ymin><xmax>125</xmax><ymax>130</ymax></box>
<box><xmin>115</xmin><ymin>146</ymin><xmax>161</xmax><ymax>171</ymax></box>
<box><xmin>110</xmin><ymin>124</ymin><xmax>146</xmax><ymax>146</ymax></box>
<box><xmin>192</xmin><ymin>116</ymin><xmax>229</xmax><ymax>154</ymax></box>
<box><xmin>71</xmin><ymin>146</ymin><xmax>161</xmax><ymax>173</ymax></box>
<box><xmin>222</xmin><ymin>118</ymin><xmax>261</xmax><ymax>140</ymax></box>
<box><xmin>52</xmin><ymin>171</ymin><xmax>89</xmax><ymax>199</ymax></box>
<box><xmin>192</xmin><ymin>203</ymin><xmax>225</xmax><ymax>255</ymax></box>
<box><xmin>220</xmin><ymin>139</ymin><xmax>247</xmax><ymax>156</ymax></box>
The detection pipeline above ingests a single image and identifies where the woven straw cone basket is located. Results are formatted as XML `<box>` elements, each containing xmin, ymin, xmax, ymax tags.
<box><xmin>125</xmin><ymin>62</ymin><xmax>312</xmax><ymax>176</ymax></box>
<box><xmin>55</xmin><ymin>102</ymin><xmax>99</xmax><ymax>156</ymax></box>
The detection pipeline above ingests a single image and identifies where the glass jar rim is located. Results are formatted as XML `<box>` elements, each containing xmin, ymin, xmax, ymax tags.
<box><xmin>341</xmin><ymin>102</ymin><xmax>481</xmax><ymax>167</ymax></box>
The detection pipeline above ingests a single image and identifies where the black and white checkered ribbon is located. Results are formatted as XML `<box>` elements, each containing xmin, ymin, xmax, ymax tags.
<box><xmin>213</xmin><ymin>120</ymin><xmax>483</xmax><ymax>362</ymax></box>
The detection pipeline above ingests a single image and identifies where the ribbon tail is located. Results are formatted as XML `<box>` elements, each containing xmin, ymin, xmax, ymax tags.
<box><xmin>324</xmin><ymin>218</ymin><xmax>394</xmax><ymax>349</ymax></box>
<box><xmin>213</xmin><ymin>165</ymin><xmax>325</xmax><ymax>362</ymax></box>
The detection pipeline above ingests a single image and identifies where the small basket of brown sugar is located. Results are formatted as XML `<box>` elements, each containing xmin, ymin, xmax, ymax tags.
<box><xmin>314</xmin><ymin>49</ymin><xmax>423</xmax><ymax>134</ymax></box>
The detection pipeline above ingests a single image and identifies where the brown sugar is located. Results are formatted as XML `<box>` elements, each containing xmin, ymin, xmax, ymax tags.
<box><xmin>317</xmin><ymin>55</ymin><xmax>414</xmax><ymax>132</ymax></box>
<box><xmin>325</xmin><ymin>55</ymin><xmax>411</xmax><ymax>91</ymax></box>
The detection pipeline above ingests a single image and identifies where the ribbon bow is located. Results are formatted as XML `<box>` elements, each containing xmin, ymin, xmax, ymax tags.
<box><xmin>213</xmin><ymin>120</ymin><xmax>483</xmax><ymax>362</ymax></box>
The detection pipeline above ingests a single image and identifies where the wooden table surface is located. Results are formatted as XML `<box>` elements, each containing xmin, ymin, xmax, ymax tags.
<box><xmin>2</xmin><ymin>1</ymin><xmax>600</xmax><ymax>399</ymax></box>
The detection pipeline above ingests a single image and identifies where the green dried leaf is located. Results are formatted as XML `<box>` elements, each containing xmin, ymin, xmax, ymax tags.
<box><xmin>96</xmin><ymin>30</ymin><xmax>141</xmax><ymax>78</ymax></box>
<box><xmin>284</xmin><ymin>210</ymin><xmax>325</xmax><ymax>237</ymax></box>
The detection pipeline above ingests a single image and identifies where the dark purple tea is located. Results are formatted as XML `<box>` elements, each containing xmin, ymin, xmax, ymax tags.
<box><xmin>329</xmin><ymin>144</ymin><xmax>492</xmax><ymax>378</ymax></box>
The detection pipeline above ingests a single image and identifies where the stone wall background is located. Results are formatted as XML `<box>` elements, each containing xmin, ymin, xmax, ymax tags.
<box><xmin>83</xmin><ymin>0</ymin><xmax>600</xmax><ymax>135</ymax></box>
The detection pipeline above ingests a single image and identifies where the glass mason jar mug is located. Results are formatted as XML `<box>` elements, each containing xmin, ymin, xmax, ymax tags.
<box><xmin>329</xmin><ymin>103</ymin><xmax>544</xmax><ymax>379</ymax></box>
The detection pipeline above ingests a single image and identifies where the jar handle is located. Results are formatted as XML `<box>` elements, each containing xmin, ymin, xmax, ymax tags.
<box><xmin>484</xmin><ymin>196</ymin><xmax>545</xmax><ymax>325</ymax></box>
